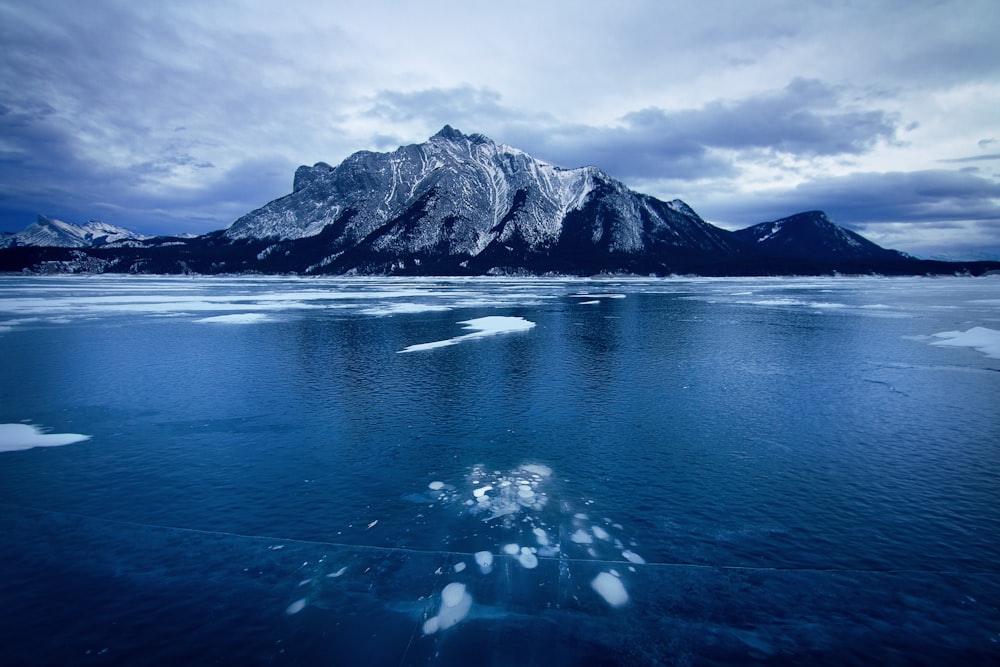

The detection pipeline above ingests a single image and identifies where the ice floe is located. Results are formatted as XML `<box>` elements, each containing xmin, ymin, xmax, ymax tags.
<box><xmin>0</xmin><ymin>423</ymin><xmax>91</xmax><ymax>452</ymax></box>
<box><xmin>398</xmin><ymin>316</ymin><xmax>535</xmax><ymax>353</ymax></box>
<box><xmin>361</xmin><ymin>303</ymin><xmax>453</xmax><ymax>316</ymax></box>
<box><xmin>194</xmin><ymin>313</ymin><xmax>271</xmax><ymax>324</ymax></box>
<box><xmin>930</xmin><ymin>326</ymin><xmax>1000</xmax><ymax>359</ymax></box>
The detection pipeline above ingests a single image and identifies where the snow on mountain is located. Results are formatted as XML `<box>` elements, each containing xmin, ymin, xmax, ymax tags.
<box><xmin>4</xmin><ymin>128</ymin><xmax>965</xmax><ymax>276</ymax></box>
<box><xmin>223</xmin><ymin>125</ymin><xmax>743</xmax><ymax>274</ymax></box>
<box><xmin>1</xmin><ymin>215</ymin><xmax>147</xmax><ymax>248</ymax></box>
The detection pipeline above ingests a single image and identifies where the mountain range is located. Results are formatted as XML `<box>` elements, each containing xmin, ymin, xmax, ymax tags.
<box><xmin>1</xmin><ymin>127</ymin><xmax>996</xmax><ymax>276</ymax></box>
<box><xmin>1</xmin><ymin>215</ymin><xmax>147</xmax><ymax>249</ymax></box>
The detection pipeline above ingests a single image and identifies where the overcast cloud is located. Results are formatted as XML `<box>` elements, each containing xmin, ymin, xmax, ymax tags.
<box><xmin>1</xmin><ymin>0</ymin><xmax>998</xmax><ymax>258</ymax></box>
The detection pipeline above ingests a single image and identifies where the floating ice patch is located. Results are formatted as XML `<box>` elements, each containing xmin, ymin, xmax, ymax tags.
<box><xmin>591</xmin><ymin>572</ymin><xmax>629</xmax><ymax>608</ymax></box>
<box><xmin>398</xmin><ymin>316</ymin><xmax>536</xmax><ymax>353</ymax></box>
<box><xmin>570</xmin><ymin>529</ymin><xmax>594</xmax><ymax>544</ymax></box>
<box><xmin>361</xmin><ymin>303</ymin><xmax>452</xmax><ymax>316</ymax></box>
<box><xmin>0</xmin><ymin>423</ymin><xmax>90</xmax><ymax>453</ymax></box>
<box><xmin>578</xmin><ymin>300</ymin><xmax>601</xmax><ymax>305</ymax></box>
<box><xmin>930</xmin><ymin>327</ymin><xmax>1000</xmax><ymax>359</ymax></box>
<box><xmin>194</xmin><ymin>313</ymin><xmax>270</xmax><ymax>324</ymax></box>
<box><xmin>502</xmin><ymin>543</ymin><xmax>521</xmax><ymax>555</ymax></box>
<box><xmin>326</xmin><ymin>566</ymin><xmax>348</xmax><ymax>578</ymax></box>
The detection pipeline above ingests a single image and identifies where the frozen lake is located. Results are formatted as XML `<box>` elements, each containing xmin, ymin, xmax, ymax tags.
<box><xmin>1</xmin><ymin>275</ymin><xmax>998</xmax><ymax>665</ymax></box>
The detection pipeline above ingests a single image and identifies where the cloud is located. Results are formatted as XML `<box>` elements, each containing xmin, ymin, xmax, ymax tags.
<box><xmin>366</xmin><ymin>79</ymin><xmax>900</xmax><ymax>183</ymax></box>
<box><xmin>937</xmin><ymin>154</ymin><xmax>1000</xmax><ymax>164</ymax></box>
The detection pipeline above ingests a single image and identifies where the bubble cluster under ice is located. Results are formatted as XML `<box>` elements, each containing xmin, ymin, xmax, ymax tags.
<box><xmin>288</xmin><ymin>462</ymin><xmax>646</xmax><ymax>636</ymax></box>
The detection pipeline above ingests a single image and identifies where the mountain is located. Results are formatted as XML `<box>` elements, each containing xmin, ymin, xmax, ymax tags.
<box><xmin>0</xmin><ymin>215</ymin><xmax>147</xmax><ymax>249</ymax></box>
<box><xmin>1</xmin><ymin>127</ymin><xmax>998</xmax><ymax>276</ymax></box>
<box><xmin>732</xmin><ymin>211</ymin><xmax>908</xmax><ymax>261</ymax></box>
<box><xmin>222</xmin><ymin>125</ymin><xmax>745</xmax><ymax>275</ymax></box>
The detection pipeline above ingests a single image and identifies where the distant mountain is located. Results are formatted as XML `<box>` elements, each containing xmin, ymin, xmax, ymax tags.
<box><xmin>0</xmin><ymin>215</ymin><xmax>147</xmax><ymax>249</ymax></box>
<box><xmin>732</xmin><ymin>211</ymin><xmax>909</xmax><ymax>261</ymax></box>
<box><xmin>1</xmin><ymin>128</ymin><xmax>998</xmax><ymax>276</ymax></box>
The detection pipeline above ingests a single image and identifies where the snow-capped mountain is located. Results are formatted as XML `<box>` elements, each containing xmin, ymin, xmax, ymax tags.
<box><xmin>1</xmin><ymin>215</ymin><xmax>147</xmax><ymax>248</ymax></box>
<box><xmin>4</xmin><ymin>127</ymin><xmax>996</xmax><ymax>276</ymax></box>
<box><xmin>224</xmin><ymin>125</ymin><xmax>744</xmax><ymax>274</ymax></box>
<box><xmin>732</xmin><ymin>211</ymin><xmax>908</xmax><ymax>261</ymax></box>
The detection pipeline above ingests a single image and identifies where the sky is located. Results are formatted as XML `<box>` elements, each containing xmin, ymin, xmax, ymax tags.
<box><xmin>1</xmin><ymin>0</ymin><xmax>998</xmax><ymax>260</ymax></box>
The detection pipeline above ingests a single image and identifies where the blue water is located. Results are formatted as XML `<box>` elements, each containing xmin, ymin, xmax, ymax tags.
<box><xmin>1</xmin><ymin>275</ymin><xmax>998</xmax><ymax>665</ymax></box>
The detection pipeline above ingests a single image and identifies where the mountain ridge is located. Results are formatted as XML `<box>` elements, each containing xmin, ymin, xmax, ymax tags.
<box><xmin>1</xmin><ymin>126</ymin><xmax>997</xmax><ymax>276</ymax></box>
<box><xmin>1</xmin><ymin>215</ymin><xmax>147</xmax><ymax>249</ymax></box>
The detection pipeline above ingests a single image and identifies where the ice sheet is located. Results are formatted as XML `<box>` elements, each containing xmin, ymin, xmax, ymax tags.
<box><xmin>0</xmin><ymin>423</ymin><xmax>91</xmax><ymax>453</ymax></box>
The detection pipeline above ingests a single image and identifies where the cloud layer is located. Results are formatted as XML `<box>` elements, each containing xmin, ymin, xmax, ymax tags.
<box><xmin>1</xmin><ymin>0</ymin><xmax>997</xmax><ymax>258</ymax></box>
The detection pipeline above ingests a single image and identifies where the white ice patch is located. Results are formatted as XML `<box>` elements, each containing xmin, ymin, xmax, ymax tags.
<box><xmin>194</xmin><ymin>313</ymin><xmax>270</xmax><ymax>324</ymax></box>
<box><xmin>361</xmin><ymin>303</ymin><xmax>452</xmax><ymax>316</ymax></box>
<box><xmin>398</xmin><ymin>316</ymin><xmax>535</xmax><ymax>353</ymax></box>
<box><xmin>930</xmin><ymin>327</ymin><xmax>1000</xmax><ymax>359</ymax></box>
<box><xmin>518</xmin><ymin>548</ymin><xmax>539</xmax><ymax>569</ymax></box>
<box><xmin>591</xmin><ymin>572</ymin><xmax>629</xmax><ymax>608</ymax></box>
<box><xmin>621</xmin><ymin>550</ymin><xmax>646</xmax><ymax>564</ymax></box>
<box><xmin>592</xmin><ymin>525</ymin><xmax>610</xmax><ymax>541</ymax></box>
<box><xmin>570</xmin><ymin>529</ymin><xmax>594</xmax><ymax>544</ymax></box>
<box><xmin>502</xmin><ymin>543</ymin><xmax>521</xmax><ymax>555</ymax></box>
<box><xmin>474</xmin><ymin>550</ymin><xmax>494</xmax><ymax>574</ymax></box>
<box><xmin>423</xmin><ymin>583</ymin><xmax>473</xmax><ymax>635</ymax></box>
<box><xmin>285</xmin><ymin>598</ymin><xmax>307</xmax><ymax>615</ymax></box>
<box><xmin>326</xmin><ymin>566</ymin><xmax>348</xmax><ymax>578</ymax></box>
<box><xmin>578</xmin><ymin>300</ymin><xmax>601</xmax><ymax>305</ymax></box>
<box><xmin>0</xmin><ymin>423</ymin><xmax>90</xmax><ymax>452</ymax></box>
<box><xmin>428</xmin><ymin>481</ymin><xmax>445</xmax><ymax>491</ymax></box>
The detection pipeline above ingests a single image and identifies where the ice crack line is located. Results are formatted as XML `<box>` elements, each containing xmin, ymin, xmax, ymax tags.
<box><xmin>2</xmin><ymin>502</ymin><xmax>997</xmax><ymax>577</ymax></box>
